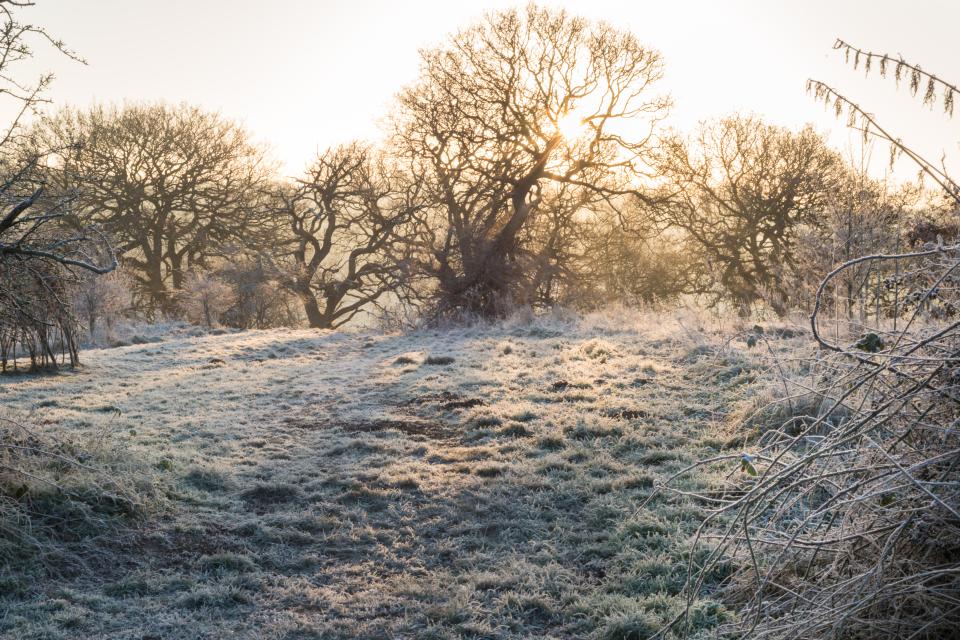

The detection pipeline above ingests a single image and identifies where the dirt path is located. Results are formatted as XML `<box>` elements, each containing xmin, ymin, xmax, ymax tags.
<box><xmin>0</xmin><ymin>315</ymin><xmax>764</xmax><ymax>639</ymax></box>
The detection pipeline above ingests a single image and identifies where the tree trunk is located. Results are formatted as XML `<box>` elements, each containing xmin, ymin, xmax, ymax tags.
<box><xmin>170</xmin><ymin>252</ymin><xmax>185</xmax><ymax>290</ymax></box>
<box><xmin>146</xmin><ymin>256</ymin><xmax>169</xmax><ymax>312</ymax></box>
<box><xmin>298</xmin><ymin>289</ymin><xmax>331</xmax><ymax>329</ymax></box>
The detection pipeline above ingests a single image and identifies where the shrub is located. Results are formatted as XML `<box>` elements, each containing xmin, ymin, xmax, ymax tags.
<box><xmin>663</xmin><ymin>246</ymin><xmax>960</xmax><ymax>640</ymax></box>
<box><xmin>177</xmin><ymin>270</ymin><xmax>235</xmax><ymax>328</ymax></box>
<box><xmin>71</xmin><ymin>268</ymin><xmax>134</xmax><ymax>343</ymax></box>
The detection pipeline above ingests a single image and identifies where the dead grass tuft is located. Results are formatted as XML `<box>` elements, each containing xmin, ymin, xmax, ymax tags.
<box><xmin>0</xmin><ymin>415</ymin><xmax>157</xmax><ymax>576</ymax></box>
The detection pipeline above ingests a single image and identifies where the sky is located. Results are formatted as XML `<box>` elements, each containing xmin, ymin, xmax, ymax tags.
<box><xmin>10</xmin><ymin>0</ymin><xmax>960</xmax><ymax>181</ymax></box>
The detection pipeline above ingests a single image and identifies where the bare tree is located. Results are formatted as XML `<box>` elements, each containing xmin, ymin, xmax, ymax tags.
<box><xmin>0</xmin><ymin>1</ymin><xmax>116</xmax><ymax>370</ymax></box>
<box><xmin>392</xmin><ymin>4</ymin><xmax>669</xmax><ymax>317</ymax></box>
<box><xmin>648</xmin><ymin>115</ymin><xmax>843</xmax><ymax>314</ymax></box>
<box><xmin>270</xmin><ymin>143</ymin><xmax>424</xmax><ymax>329</ymax></box>
<box><xmin>33</xmin><ymin>103</ymin><xmax>270</xmax><ymax>314</ymax></box>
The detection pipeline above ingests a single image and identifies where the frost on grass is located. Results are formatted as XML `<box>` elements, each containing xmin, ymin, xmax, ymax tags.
<box><xmin>0</xmin><ymin>309</ymin><xmax>798</xmax><ymax>639</ymax></box>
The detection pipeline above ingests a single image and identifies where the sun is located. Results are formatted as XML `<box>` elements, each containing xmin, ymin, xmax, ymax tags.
<box><xmin>555</xmin><ymin>109</ymin><xmax>589</xmax><ymax>141</ymax></box>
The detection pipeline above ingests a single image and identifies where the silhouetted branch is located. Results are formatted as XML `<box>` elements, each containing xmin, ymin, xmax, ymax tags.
<box><xmin>807</xmin><ymin>79</ymin><xmax>960</xmax><ymax>203</ymax></box>
<box><xmin>832</xmin><ymin>38</ymin><xmax>958</xmax><ymax>116</ymax></box>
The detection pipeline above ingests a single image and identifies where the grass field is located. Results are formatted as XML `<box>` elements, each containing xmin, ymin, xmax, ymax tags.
<box><xmin>0</xmin><ymin>311</ymin><xmax>803</xmax><ymax>639</ymax></box>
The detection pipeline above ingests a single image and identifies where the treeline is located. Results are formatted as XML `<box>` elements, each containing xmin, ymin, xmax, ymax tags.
<box><xmin>8</xmin><ymin>5</ymin><xmax>960</xmax><ymax>346</ymax></box>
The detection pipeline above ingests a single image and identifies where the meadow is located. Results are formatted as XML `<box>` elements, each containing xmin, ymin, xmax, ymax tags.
<box><xmin>0</xmin><ymin>310</ymin><xmax>803</xmax><ymax>639</ymax></box>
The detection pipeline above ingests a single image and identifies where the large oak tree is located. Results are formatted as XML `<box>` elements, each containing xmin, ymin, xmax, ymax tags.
<box><xmin>392</xmin><ymin>4</ymin><xmax>669</xmax><ymax>316</ymax></box>
<box><xmin>648</xmin><ymin>115</ymin><xmax>844</xmax><ymax>313</ymax></box>
<box><xmin>270</xmin><ymin>144</ymin><xmax>424</xmax><ymax>329</ymax></box>
<box><xmin>34</xmin><ymin>103</ymin><xmax>270</xmax><ymax>313</ymax></box>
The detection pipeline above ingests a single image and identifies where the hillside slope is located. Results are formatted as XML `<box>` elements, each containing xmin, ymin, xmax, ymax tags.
<box><xmin>0</xmin><ymin>312</ymin><xmax>791</xmax><ymax>639</ymax></box>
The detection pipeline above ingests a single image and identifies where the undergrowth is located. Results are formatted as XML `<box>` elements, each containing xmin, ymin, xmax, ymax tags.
<box><xmin>0</xmin><ymin>414</ymin><xmax>159</xmax><ymax>590</ymax></box>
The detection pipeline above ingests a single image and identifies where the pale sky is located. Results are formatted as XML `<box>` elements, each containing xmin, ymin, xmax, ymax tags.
<box><xmin>12</xmin><ymin>0</ymin><xmax>960</xmax><ymax>182</ymax></box>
